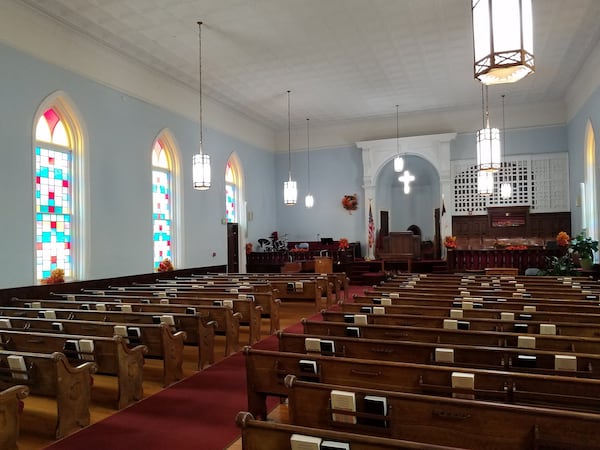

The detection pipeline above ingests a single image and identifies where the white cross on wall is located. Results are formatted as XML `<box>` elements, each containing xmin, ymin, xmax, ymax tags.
<box><xmin>398</xmin><ymin>170</ymin><xmax>415</xmax><ymax>194</ymax></box>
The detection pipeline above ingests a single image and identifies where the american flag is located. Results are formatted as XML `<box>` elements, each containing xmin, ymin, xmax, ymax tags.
<box><xmin>368</xmin><ymin>202</ymin><xmax>375</xmax><ymax>249</ymax></box>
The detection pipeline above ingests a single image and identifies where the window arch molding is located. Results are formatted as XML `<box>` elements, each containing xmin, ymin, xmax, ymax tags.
<box><xmin>151</xmin><ymin>129</ymin><xmax>182</xmax><ymax>269</ymax></box>
<box><xmin>32</xmin><ymin>91</ymin><xmax>88</xmax><ymax>282</ymax></box>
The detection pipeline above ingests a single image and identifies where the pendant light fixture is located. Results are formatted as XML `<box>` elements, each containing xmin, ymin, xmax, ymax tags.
<box><xmin>283</xmin><ymin>90</ymin><xmax>297</xmax><ymax>205</ymax></box>
<box><xmin>476</xmin><ymin>84</ymin><xmax>501</xmax><ymax>172</ymax></box>
<box><xmin>472</xmin><ymin>0</ymin><xmax>534</xmax><ymax>85</ymax></box>
<box><xmin>500</xmin><ymin>94</ymin><xmax>512</xmax><ymax>199</ymax></box>
<box><xmin>192</xmin><ymin>21</ymin><xmax>211</xmax><ymax>190</ymax></box>
<box><xmin>477</xmin><ymin>170</ymin><xmax>494</xmax><ymax>196</ymax></box>
<box><xmin>304</xmin><ymin>118</ymin><xmax>314</xmax><ymax>208</ymax></box>
<box><xmin>393</xmin><ymin>104</ymin><xmax>404</xmax><ymax>172</ymax></box>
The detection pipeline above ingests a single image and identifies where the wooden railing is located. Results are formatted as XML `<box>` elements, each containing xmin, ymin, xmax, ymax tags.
<box><xmin>446</xmin><ymin>248</ymin><xmax>562</xmax><ymax>273</ymax></box>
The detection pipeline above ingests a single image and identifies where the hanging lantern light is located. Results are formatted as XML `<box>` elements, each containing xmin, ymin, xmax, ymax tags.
<box><xmin>304</xmin><ymin>118</ymin><xmax>314</xmax><ymax>208</ymax></box>
<box><xmin>476</xmin><ymin>85</ymin><xmax>501</xmax><ymax>172</ymax></box>
<box><xmin>393</xmin><ymin>105</ymin><xmax>404</xmax><ymax>172</ymax></box>
<box><xmin>283</xmin><ymin>90</ymin><xmax>297</xmax><ymax>205</ymax></box>
<box><xmin>472</xmin><ymin>0</ymin><xmax>534</xmax><ymax>85</ymax></box>
<box><xmin>192</xmin><ymin>21</ymin><xmax>211</xmax><ymax>190</ymax></box>
<box><xmin>477</xmin><ymin>170</ymin><xmax>494</xmax><ymax>196</ymax></box>
<box><xmin>499</xmin><ymin>94</ymin><xmax>512</xmax><ymax>199</ymax></box>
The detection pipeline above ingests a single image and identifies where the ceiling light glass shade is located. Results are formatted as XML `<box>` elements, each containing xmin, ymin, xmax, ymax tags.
<box><xmin>477</xmin><ymin>170</ymin><xmax>494</xmax><ymax>196</ymax></box>
<box><xmin>305</xmin><ymin>193</ymin><xmax>314</xmax><ymax>208</ymax></box>
<box><xmin>393</xmin><ymin>155</ymin><xmax>404</xmax><ymax>172</ymax></box>
<box><xmin>476</xmin><ymin>125</ymin><xmax>501</xmax><ymax>171</ymax></box>
<box><xmin>284</xmin><ymin>179</ymin><xmax>297</xmax><ymax>205</ymax></box>
<box><xmin>472</xmin><ymin>0</ymin><xmax>534</xmax><ymax>85</ymax></box>
<box><xmin>500</xmin><ymin>182</ymin><xmax>512</xmax><ymax>198</ymax></box>
<box><xmin>192</xmin><ymin>151</ymin><xmax>211</xmax><ymax>190</ymax></box>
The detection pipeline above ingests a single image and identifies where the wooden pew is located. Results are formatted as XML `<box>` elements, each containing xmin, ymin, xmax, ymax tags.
<box><xmin>302</xmin><ymin>319</ymin><xmax>600</xmax><ymax>355</ymax></box>
<box><xmin>72</xmin><ymin>288</ymin><xmax>281</xmax><ymax>336</ymax></box>
<box><xmin>277</xmin><ymin>332</ymin><xmax>600</xmax><ymax>377</ymax></box>
<box><xmin>235</xmin><ymin>411</ymin><xmax>462</xmax><ymax>450</ymax></box>
<box><xmin>0</xmin><ymin>308</ymin><xmax>189</xmax><ymax>384</ymax></box>
<box><xmin>0</xmin><ymin>350</ymin><xmax>96</xmax><ymax>439</ymax></box>
<box><xmin>0</xmin><ymin>385</ymin><xmax>28</xmax><ymax>450</ymax></box>
<box><xmin>116</xmin><ymin>278</ymin><xmax>324</xmax><ymax>310</ymax></box>
<box><xmin>348</xmin><ymin>297</ymin><xmax>600</xmax><ymax>326</ymax></box>
<box><xmin>0</xmin><ymin>325</ymin><xmax>146</xmax><ymax>408</ymax></box>
<box><xmin>354</xmin><ymin>293</ymin><xmax>600</xmax><ymax>315</ymax></box>
<box><xmin>283</xmin><ymin>375</ymin><xmax>600</xmax><ymax>450</ymax></box>
<box><xmin>323</xmin><ymin>308</ymin><xmax>600</xmax><ymax>339</ymax></box>
<box><xmin>12</xmin><ymin>296</ymin><xmax>249</xmax><ymax>349</ymax></box>
<box><xmin>0</xmin><ymin>299</ymin><xmax>218</xmax><ymax>367</ymax></box>
<box><xmin>243</xmin><ymin>347</ymin><xmax>600</xmax><ymax>420</ymax></box>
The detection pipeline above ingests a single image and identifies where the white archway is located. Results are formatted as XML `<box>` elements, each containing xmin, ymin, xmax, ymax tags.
<box><xmin>356</xmin><ymin>132</ymin><xmax>456</xmax><ymax>259</ymax></box>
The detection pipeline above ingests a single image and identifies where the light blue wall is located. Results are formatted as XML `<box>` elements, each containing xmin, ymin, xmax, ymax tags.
<box><xmin>567</xmin><ymin>85</ymin><xmax>600</xmax><ymax>235</ymax></box>
<box><xmin>0</xmin><ymin>42</ymin><xmax>276</xmax><ymax>287</ymax></box>
<box><xmin>452</xmin><ymin>125</ymin><xmax>568</xmax><ymax>160</ymax></box>
<box><xmin>272</xmin><ymin>145</ymin><xmax>365</xmax><ymax>247</ymax></box>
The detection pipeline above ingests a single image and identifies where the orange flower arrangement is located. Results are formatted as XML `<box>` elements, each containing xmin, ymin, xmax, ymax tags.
<box><xmin>157</xmin><ymin>258</ymin><xmax>174</xmax><ymax>272</ymax></box>
<box><xmin>444</xmin><ymin>236</ymin><xmax>457</xmax><ymax>249</ymax></box>
<box><xmin>338</xmin><ymin>238</ymin><xmax>350</xmax><ymax>250</ymax></box>
<box><xmin>342</xmin><ymin>194</ymin><xmax>358</xmax><ymax>212</ymax></box>
<box><xmin>556</xmin><ymin>231</ymin><xmax>570</xmax><ymax>247</ymax></box>
<box><xmin>42</xmin><ymin>268</ymin><xmax>65</xmax><ymax>284</ymax></box>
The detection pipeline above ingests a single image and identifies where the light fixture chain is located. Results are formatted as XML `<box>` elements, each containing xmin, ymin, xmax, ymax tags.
<box><xmin>306</xmin><ymin>118</ymin><xmax>310</xmax><ymax>190</ymax></box>
<box><xmin>396</xmin><ymin>104</ymin><xmax>400</xmax><ymax>155</ymax></box>
<box><xmin>287</xmin><ymin>90</ymin><xmax>291</xmax><ymax>179</ymax></box>
<box><xmin>198</xmin><ymin>21</ymin><xmax>203</xmax><ymax>148</ymax></box>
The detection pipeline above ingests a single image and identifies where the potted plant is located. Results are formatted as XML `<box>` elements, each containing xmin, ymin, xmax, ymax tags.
<box><xmin>570</xmin><ymin>232</ymin><xmax>598</xmax><ymax>270</ymax></box>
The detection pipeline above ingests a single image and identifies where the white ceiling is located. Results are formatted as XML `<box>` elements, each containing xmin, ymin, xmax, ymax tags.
<box><xmin>17</xmin><ymin>0</ymin><xmax>600</xmax><ymax>131</ymax></box>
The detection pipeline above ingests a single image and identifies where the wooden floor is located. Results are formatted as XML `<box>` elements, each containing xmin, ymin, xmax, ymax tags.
<box><xmin>17</xmin><ymin>298</ymin><xmax>320</xmax><ymax>450</ymax></box>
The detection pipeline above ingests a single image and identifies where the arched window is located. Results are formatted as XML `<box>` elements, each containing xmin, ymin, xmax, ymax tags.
<box><xmin>584</xmin><ymin>121</ymin><xmax>598</xmax><ymax>248</ymax></box>
<box><xmin>35</xmin><ymin>107</ymin><xmax>77</xmax><ymax>282</ymax></box>
<box><xmin>225</xmin><ymin>160</ymin><xmax>239</xmax><ymax>223</ymax></box>
<box><xmin>152</xmin><ymin>139</ymin><xmax>174</xmax><ymax>269</ymax></box>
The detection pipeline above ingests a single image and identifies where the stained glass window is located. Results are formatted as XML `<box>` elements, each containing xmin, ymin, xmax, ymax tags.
<box><xmin>225</xmin><ymin>161</ymin><xmax>237</xmax><ymax>223</ymax></box>
<box><xmin>35</xmin><ymin>108</ymin><xmax>73</xmax><ymax>281</ymax></box>
<box><xmin>152</xmin><ymin>140</ymin><xmax>172</xmax><ymax>269</ymax></box>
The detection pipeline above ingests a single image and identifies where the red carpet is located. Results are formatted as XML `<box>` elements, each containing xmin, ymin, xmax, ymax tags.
<box><xmin>44</xmin><ymin>285</ymin><xmax>367</xmax><ymax>450</ymax></box>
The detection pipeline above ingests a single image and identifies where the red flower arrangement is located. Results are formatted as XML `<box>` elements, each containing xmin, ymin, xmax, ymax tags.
<box><xmin>157</xmin><ymin>258</ymin><xmax>174</xmax><ymax>272</ymax></box>
<box><xmin>42</xmin><ymin>268</ymin><xmax>65</xmax><ymax>285</ymax></box>
<box><xmin>342</xmin><ymin>194</ymin><xmax>358</xmax><ymax>213</ymax></box>
<box><xmin>556</xmin><ymin>231</ymin><xmax>570</xmax><ymax>247</ymax></box>
<box><xmin>444</xmin><ymin>236</ymin><xmax>457</xmax><ymax>249</ymax></box>
<box><xmin>338</xmin><ymin>238</ymin><xmax>350</xmax><ymax>250</ymax></box>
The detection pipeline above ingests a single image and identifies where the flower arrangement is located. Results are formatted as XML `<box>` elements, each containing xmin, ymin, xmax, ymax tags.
<box><xmin>245</xmin><ymin>242</ymin><xmax>253</xmax><ymax>254</ymax></box>
<box><xmin>42</xmin><ymin>268</ymin><xmax>65</xmax><ymax>285</ymax></box>
<box><xmin>157</xmin><ymin>258</ymin><xmax>174</xmax><ymax>272</ymax></box>
<box><xmin>556</xmin><ymin>231</ymin><xmax>570</xmax><ymax>247</ymax></box>
<box><xmin>342</xmin><ymin>194</ymin><xmax>358</xmax><ymax>212</ymax></box>
<box><xmin>444</xmin><ymin>236</ymin><xmax>457</xmax><ymax>249</ymax></box>
<box><xmin>338</xmin><ymin>238</ymin><xmax>349</xmax><ymax>250</ymax></box>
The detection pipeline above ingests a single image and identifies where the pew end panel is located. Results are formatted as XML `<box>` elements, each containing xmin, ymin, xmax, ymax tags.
<box><xmin>0</xmin><ymin>385</ymin><xmax>29</xmax><ymax>450</ymax></box>
<box><xmin>113</xmin><ymin>335</ymin><xmax>147</xmax><ymax>409</ymax></box>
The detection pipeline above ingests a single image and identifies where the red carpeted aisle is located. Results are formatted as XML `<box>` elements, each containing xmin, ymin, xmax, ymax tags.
<box><xmin>44</xmin><ymin>285</ymin><xmax>365</xmax><ymax>450</ymax></box>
